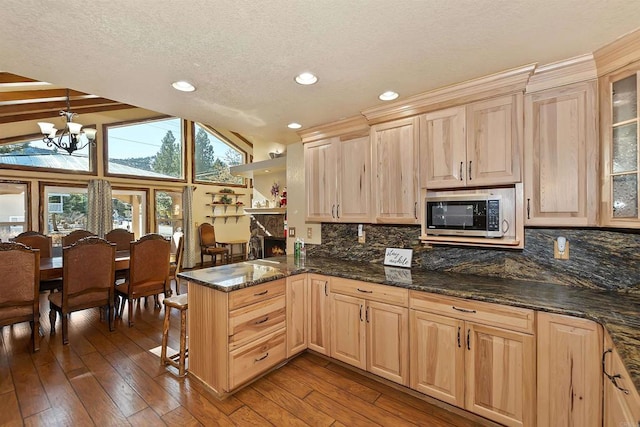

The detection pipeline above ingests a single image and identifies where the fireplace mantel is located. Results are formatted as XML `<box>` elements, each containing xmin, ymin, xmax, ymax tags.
<box><xmin>244</xmin><ymin>208</ymin><xmax>286</xmax><ymax>214</ymax></box>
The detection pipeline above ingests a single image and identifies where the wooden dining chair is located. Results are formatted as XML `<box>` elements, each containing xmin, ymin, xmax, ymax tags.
<box><xmin>169</xmin><ymin>235</ymin><xmax>184</xmax><ymax>295</ymax></box>
<box><xmin>115</xmin><ymin>233</ymin><xmax>170</xmax><ymax>327</ymax></box>
<box><xmin>0</xmin><ymin>242</ymin><xmax>40</xmax><ymax>352</ymax></box>
<box><xmin>12</xmin><ymin>231</ymin><xmax>62</xmax><ymax>293</ymax></box>
<box><xmin>62</xmin><ymin>230</ymin><xmax>96</xmax><ymax>247</ymax></box>
<box><xmin>198</xmin><ymin>223</ymin><xmax>227</xmax><ymax>266</ymax></box>
<box><xmin>48</xmin><ymin>237</ymin><xmax>116</xmax><ymax>344</ymax></box>
<box><xmin>105</xmin><ymin>228</ymin><xmax>135</xmax><ymax>251</ymax></box>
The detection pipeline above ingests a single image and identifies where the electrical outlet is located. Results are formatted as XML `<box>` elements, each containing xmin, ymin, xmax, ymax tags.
<box><xmin>554</xmin><ymin>240</ymin><xmax>570</xmax><ymax>260</ymax></box>
<box><xmin>289</xmin><ymin>227</ymin><xmax>296</xmax><ymax>237</ymax></box>
<box><xmin>307</xmin><ymin>227</ymin><xmax>313</xmax><ymax>239</ymax></box>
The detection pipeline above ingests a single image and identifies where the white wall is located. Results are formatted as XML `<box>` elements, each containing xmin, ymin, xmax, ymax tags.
<box><xmin>286</xmin><ymin>142</ymin><xmax>321</xmax><ymax>247</ymax></box>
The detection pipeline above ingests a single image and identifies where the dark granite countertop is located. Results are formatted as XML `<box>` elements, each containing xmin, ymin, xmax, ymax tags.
<box><xmin>179</xmin><ymin>255</ymin><xmax>640</xmax><ymax>391</ymax></box>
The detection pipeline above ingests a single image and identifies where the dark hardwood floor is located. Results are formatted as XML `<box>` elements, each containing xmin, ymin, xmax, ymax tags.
<box><xmin>0</xmin><ymin>283</ymin><xmax>489</xmax><ymax>426</ymax></box>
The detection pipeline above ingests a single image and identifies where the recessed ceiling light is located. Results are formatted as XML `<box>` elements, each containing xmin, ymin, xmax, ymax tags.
<box><xmin>264</xmin><ymin>169</ymin><xmax>270</xmax><ymax>173</ymax></box>
<box><xmin>172</xmin><ymin>80</ymin><xmax>196</xmax><ymax>92</ymax></box>
<box><xmin>288</xmin><ymin>122</ymin><xmax>302</xmax><ymax>129</ymax></box>
<box><xmin>379</xmin><ymin>91</ymin><xmax>399</xmax><ymax>101</ymax></box>
<box><xmin>295</xmin><ymin>72</ymin><xmax>318</xmax><ymax>85</ymax></box>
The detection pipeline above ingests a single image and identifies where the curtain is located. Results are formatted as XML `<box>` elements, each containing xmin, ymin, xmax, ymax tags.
<box><xmin>182</xmin><ymin>185</ymin><xmax>197</xmax><ymax>268</ymax></box>
<box><xmin>87</xmin><ymin>179</ymin><xmax>112</xmax><ymax>238</ymax></box>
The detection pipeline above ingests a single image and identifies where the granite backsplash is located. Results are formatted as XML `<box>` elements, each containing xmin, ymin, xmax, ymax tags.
<box><xmin>306</xmin><ymin>223</ymin><xmax>640</xmax><ymax>292</ymax></box>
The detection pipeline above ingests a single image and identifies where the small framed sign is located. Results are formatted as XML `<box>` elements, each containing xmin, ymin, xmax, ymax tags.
<box><xmin>384</xmin><ymin>248</ymin><xmax>412</xmax><ymax>268</ymax></box>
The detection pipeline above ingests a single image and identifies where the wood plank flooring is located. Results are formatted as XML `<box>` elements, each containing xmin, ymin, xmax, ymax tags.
<box><xmin>0</xmin><ymin>284</ymin><xmax>491</xmax><ymax>426</ymax></box>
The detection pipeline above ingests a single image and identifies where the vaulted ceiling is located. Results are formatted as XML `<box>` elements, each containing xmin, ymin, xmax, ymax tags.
<box><xmin>3</xmin><ymin>1</ymin><xmax>640</xmax><ymax>144</ymax></box>
<box><xmin>0</xmin><ymin>73</ymin><xmax>134</xmax><ymax>125</ymax></box>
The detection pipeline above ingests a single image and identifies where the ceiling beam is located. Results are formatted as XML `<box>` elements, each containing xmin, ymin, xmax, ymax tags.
<box><xmin>0</xmin><ymin>103</ymin><xmax>136</xmax><ymax>124</ymax></box>
<box><xmin>0</xmin><ymin>89</ymin><xmax>94</xmax><ymax>104</ymax></box>
<box><xmin>0</xmin><ymin>97</ymin><xmax>124</xmax><ymax>116</ymax></box>
<box><xmin>0</xmin><ymin>73</ymin><xmax>41</xmax><ymax>85</ymax></box>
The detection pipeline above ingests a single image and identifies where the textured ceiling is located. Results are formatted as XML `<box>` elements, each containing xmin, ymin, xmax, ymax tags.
<box><xmin>2</xmin><ymin>0</ymin><xmax>640</xmax><ymax>144</ymax></box>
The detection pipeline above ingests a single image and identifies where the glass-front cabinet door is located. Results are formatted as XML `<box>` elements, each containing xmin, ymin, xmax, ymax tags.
<box><xmin>602</xmin><ymin>67</ymin><xmax>640</xmax><ymax>226</ymax></box>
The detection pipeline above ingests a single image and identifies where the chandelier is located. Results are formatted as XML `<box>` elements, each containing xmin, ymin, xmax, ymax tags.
<box><xmin>37</xmin><ymin>89</ymin><xmax>97</xmax><ymax>155</ymax></box>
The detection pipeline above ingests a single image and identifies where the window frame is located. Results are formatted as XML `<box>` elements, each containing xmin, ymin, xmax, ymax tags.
<box><xmin>0</xmin><ymin>131</ymin><xmax>98</xmax><ymax>175</ymax></box>
<box><xmin>153</xmin><ymin>188</ymin><xmax>184</xmax><ymax>239</ymax></box>
<box><xmin>0</xmin><ymin>179</ymin><xmax>32</xmax><ymax>238</ymax></box>
<box><xmin>191</xmin><ymin>122</ymin><xmax>247</xmax><ymax>187</ymax></box>
<box><xmin>111</xmin><ymin>186</ymin><xmax>150</xmax><ymax>239</ymax></box>
<box><xmin>38</xmin><ymin>181</ymin><xmax>89</xmax><ymax>242</ymax></box>
<box><xmin>102</xmin><ymin>115</ymin><xmax>187</xmax><ymax>182</ymax></box>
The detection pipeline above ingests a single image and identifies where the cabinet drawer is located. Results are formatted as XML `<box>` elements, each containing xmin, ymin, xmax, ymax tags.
<box><xmin>228</xmin><ymin>279</ymin><xmax>285</xmax><ymax>310</ymax></box>
<box><xmin>228</xmin><ymin>329</ymin><xmax>286</xmax><ymax>390</ymax></box>
<box><xmin>330</xmin><ymin>277</ymin><xmax>408</xmax><ymax>307</ymax></box>
<box><xmin>410</xmin><ymin>291</ymin><xmax>534</xmax><ymax>334</ymax></box>
<box><xmin>229</xmin><ymin>295</ymin><xmax>286</xmax><ymax>349</ymax></box>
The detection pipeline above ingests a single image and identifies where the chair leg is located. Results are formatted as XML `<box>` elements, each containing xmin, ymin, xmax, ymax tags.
<box><xmin>160</xmin><ymin>305</ymin><xmax>171</xmax><ymax>367</ymax></box>
<box><xmin>49</xmin><ymin>307</ymin><xmax>56</xmax><ymax>336</ymax></box>
<box><xmin>175</xmin><ymin>278</ymin><xmax>181</xmax><ymax>296</ymax></box>
<box><xmin>128</xmin><ymin>296</ymin><xmax>134</xmax><ymax>327</ymax></box>
<box><xmin>179</xmin><ymin>308</ymin><xmax>187</xmax><ymax>377</ymax></box>
<box><xmin>62</xmin><ymin>313</ymin><xmax>69</xmax><ymax>345</ymax></box>
<box><xmin>108</xmin><ymin>303</ymin><xmax>115</xmax><ymax>332</ymax></box>
<box><xmin>30</xmin><ymin>320</ymin><xmax>40</xmax><ymax>352</ymax></box>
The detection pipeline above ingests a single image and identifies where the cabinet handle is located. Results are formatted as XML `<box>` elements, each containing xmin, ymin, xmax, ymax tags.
<box><xmin>467</xmin><ymin>329</ymin><xmax>471</xmax><ymax>350</ymax></box>
<box><xmin>255</xmin><ymin>316</ymin><xmax>269</xmax><ymax>325</ymax></box>
<box><xmin>459</xmin><ymin>162</ymin><xmax>464</xmax><ymax>181</ymax></box>
<box><xmin>527</xmin><ymin>198</ymin><xmax>531</xmax><ymax>219</ymax></box>
<box><xmin>331</xmin><ymin>205</ymin><xmax>336</xmax><ymax>219</ymax></box>
<box><xmin>366</xmin><ymin>306</ymin><xmax>370</xmax><ymax>323</ymax></box>
<box><xmin>357</xmin><ymin>288</ymin><xmax>373</xmax><ymax>293</ymax></box>
<box><xmin>414</xmin><ymin>202</ymin><xmax>418</xmax><ymax>220</ymax></box>
<box><xmin>452</xmin><ymin>306</ymin><xmax>476</xmax><ymax>314</ymax></box>
<box><xmin>336</xmin><ymin>204</ymin><xmax>340</xmax><ymax>219</ymax></box>
<box><xmin>254</xmin><ymin>290</ymin><xmax>268</xmax><ymax>296</ymax></box>
<box><xmin>359</xmin><ymin>304</ymin><xmax>363</xmax><ymax>322</ymax></box>
<box><xmin>255</xmin><ymin>352</ymin><xmax>269</xmax><ymax>362</ymax></box>
<box><xmin>324</xmin><ymin>281</ymin><xmax>328</xmax><ymax>296</ymax></box>
<box><xmin>457</xmin><ymin>327</ymin><xmax>461</xmax><ymax>348</ymax></box>
<box><xmin>468</xmin><ymin>161</ymin><xmax>472</xmax><ymax>180</ymax></box>
<box><xmin>603</xmin><ymin>348</ymin><xmax>630</xmax><ymax>394</ymax></box>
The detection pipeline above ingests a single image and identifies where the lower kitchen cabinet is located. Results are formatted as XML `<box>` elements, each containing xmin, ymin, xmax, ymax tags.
<box><xmin>410</xmin><ymin>291</ymin><xmax>535</xmax><ymax>427</ymax></box>
<box><xmin>307</xmin><ymin>274</ymin><xmax>331</xmax><ymax>355</ymax></box>
<box><xmin>286</xmin><ymin>275</ymin><xmax>308</xmax><ymax>357</ymax></box>
<box><xmin>603</xmin><ymin>331</ymin><xmax>640</xmax><ymax>426</ymax></box>
<box><xmin>537</xmin><ymin>312</ymin><xmax>602</xmax><ymax>427</ymax></box>
<box><xmin>330</xmin><ymin>278</ymin><xmax>409</xmax><ymax>386</ymax></box>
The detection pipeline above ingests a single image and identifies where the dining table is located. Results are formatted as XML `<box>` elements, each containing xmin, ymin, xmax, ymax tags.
<box><xmin>39</xmin><ymin>250</ymin><xmax>130</xmax><ymax>281</ymax></box>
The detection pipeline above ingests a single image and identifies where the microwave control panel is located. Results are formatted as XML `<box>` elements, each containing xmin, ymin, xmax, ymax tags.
<box><xmin>487</xmin><ymin>200</ymin><xmax>500</xmax><ymax>231</ymax></box>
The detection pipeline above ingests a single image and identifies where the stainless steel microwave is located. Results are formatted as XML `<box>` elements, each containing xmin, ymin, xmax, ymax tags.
<box><xmin>425</xmin><ymin>194</ymin><xmax>503</xmax><ymax>238</ymax></box>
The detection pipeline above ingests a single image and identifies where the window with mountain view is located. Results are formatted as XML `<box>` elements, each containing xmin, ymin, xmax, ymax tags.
<box><xmin>0</xmin><ymin>134</ymin><xmax>94</xmax><ymax>173</ymax></box>
<box><xmin>104</xmin><ymin>117</ymin><xmax>184</xmax><ymax>180</ymax></box>
<box><xmin>193</xmin><ymin>124</ymin><xmax>245</xmax><ymax>185</ymax></box>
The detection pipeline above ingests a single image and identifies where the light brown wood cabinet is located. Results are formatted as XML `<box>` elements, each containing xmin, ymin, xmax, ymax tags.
<box><xmin>410</xmin><ymin>291</ymin><xmax>535</xmax><ymax>427</ymax></box>
<box><xmin>524</xmin><ymin>81</ymin><xmax>599</xmax><ymax>226</ymax></box>
<box><xmin>330</xmin><ymin>278</ymin><xmax>409</xmax><ymax>385</ymax></box>
<box><xmin>536</xmin><ymin>312</ymin><xmax>602</xmax><ymax>427</ymax></box>
<box><xmin>421</xmin><ymin>94</ymin><xmax>523</xmax><ymax>189</ymax></box>
<box><xmin>304</xmin><ymin>134</ymin><xmax>371</xmax><ymax>223</ymax></box>
<box><xmin>286</xmin><ymin>275</ymin><xmax>308</xmax><ymax>357</ymax></box>
<box><xmin>603</xmin><ymin>331</ymin><xmax>640</xmax><ymax>426</ymax></box>
<box><xmin>188</xmin><ymin>280</ymin><xmax>287</xmax><ymax>396</ymax></box>
<box><xmin>371</xmin><ymin>116</ymin><xmax>420</xmax><ymax>223</ymax></box>
<box><xmin>599</xmin><ymin>64</ymin><xmax>640</xmax><ymax>227</ymax></box>
<box><xmin>307</xmin><ymin>274</ymin><xmax>330</xmax><ymax>355</ymax></box>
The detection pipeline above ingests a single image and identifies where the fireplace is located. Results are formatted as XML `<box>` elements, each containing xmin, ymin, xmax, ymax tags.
<box><xmin>264</xmin><ymin>236</ymin><xmax>286</xmax><ymax>258</ymax></box>
<box><xmin>247</xmin><ymin>213</ymin><xmax>286</xmax><ymax>259</ymax></box>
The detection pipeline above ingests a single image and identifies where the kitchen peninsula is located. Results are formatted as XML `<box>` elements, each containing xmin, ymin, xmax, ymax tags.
<box><xmin>180</xmin><ymin>256</ymin><xmax>640</xmax><ymax>426</ymax></box>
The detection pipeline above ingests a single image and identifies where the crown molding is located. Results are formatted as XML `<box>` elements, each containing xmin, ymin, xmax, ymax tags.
<box><xmin>298</xmin><ymin>115</ymin><xmax>369</xmax><ymax>143</ymax></box>
<box><xmin>526</xmin><ymin>54</ymin><xmax>597</xmax><ymax>93</ymax></box>
<box><xmin>594</xmin><ymin>27</ymin><xmax>640</xmax><ymax>77</ymax></box>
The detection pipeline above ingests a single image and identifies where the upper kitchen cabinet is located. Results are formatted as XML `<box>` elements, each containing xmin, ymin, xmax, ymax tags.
<box><xmin>302</xmin><ymin>116</ymin><xmax>371</xmax><ymax>223</ymax></box>
<box><xmin>371</xmin><ymin>116</ymin><xmax>420</xmax><ymax>224</ymax></box>
<box><xmin>422</xmin><ymin>94</ymin><xmax>523</xmax><ymax>189</ymax></box>
<box><xmin>596</xmin><ymin>29</ymin><xmax>640</xmax><ymax>227</ymax></box>
<box><xmin>524</xmin><ymin>55</ymin><xmax>599</xmax><ymax>226</ymax></box>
